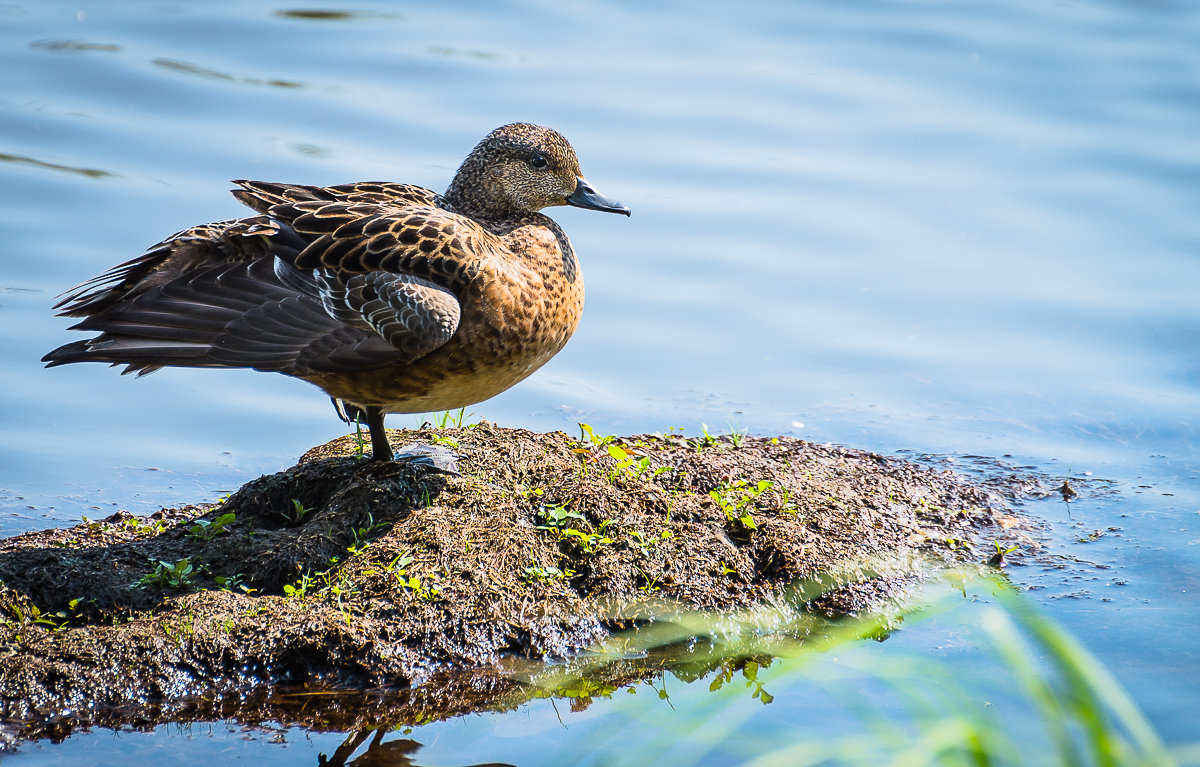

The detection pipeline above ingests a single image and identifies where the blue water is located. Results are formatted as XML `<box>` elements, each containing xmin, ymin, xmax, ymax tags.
<box><xmin>2</xmin><ymin>0</ymin><xmax>1198</xmax><ymax>761</ymax></box>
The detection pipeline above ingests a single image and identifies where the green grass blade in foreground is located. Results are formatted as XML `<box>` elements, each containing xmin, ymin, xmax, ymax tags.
<box><xmin>987</xmin><ymin>588</ymin><xmax>1178</xmax><ymax>767</ymax></box>
<box><xmin>533</xmin><ymin>572</ymin><xmax>1187</xmax><ymax>767</ymax></box>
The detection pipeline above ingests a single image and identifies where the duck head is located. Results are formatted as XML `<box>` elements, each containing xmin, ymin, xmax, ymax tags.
<box><xmin>444</xmin><ymin>123</ymin><xmax>630</xmax><ymax>219</ymax></box>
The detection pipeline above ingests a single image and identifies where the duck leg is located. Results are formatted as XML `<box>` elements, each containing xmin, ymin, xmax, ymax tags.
<box><xmin>329</xmin><ymin>399</ymin><xmax>457</xmax><ymax>472</ymax></box>
<box><xmin>363</xmin><ymin>405</ymin><xmax>459</xmax><ymax>472</ymax></box>
<box><xmin>362</xmin><ymin>405</ymin><xmax>393</xmax><ymax>461</ymax></box>
<box><xmin>330</xmin><ymin>398</ymin><xmax>393</xmax><ymax>460</ymax></box>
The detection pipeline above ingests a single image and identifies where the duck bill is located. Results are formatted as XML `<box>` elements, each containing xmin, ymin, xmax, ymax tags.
<box><xmin>566</xmin><ymin>177</ymin><xmax>631</xmax><ymax>216</ymax></box>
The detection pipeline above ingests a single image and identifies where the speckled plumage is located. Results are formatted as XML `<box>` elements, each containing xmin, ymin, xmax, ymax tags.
<box><xmin>43</xmin><ymin>123</ymin><xmax>629</xmax><ymax>459</ymax></box>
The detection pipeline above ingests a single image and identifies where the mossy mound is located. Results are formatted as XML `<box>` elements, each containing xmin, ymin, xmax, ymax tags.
<box><xmin>0</xmin><ymin>423</ymin><xmax>1018</xmax><ymax>741</ymax></box>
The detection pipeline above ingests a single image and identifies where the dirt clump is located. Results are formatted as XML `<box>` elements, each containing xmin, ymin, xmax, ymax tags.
<box><xmin>0</xmin><ymin>423</ymin><xmax>1016</xmax><ymax>740</ymax></box>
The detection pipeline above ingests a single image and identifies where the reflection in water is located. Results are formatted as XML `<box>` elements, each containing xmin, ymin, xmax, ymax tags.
<box><xmin>275</xmin><ymin>9</ymin><xmax>404</xmax><ymax>22</ymax></box>
<box><xmin>152</xmin><ymin>58</ymin><xmax>304</xmax><ymax>89</ymax></box>
<box><xmin>233</xmin><ymin>575</ymin><xmax>1176</xmax><ymax>766</ymax></box>
<box><xmin>0</xmin><ymin>151</ymin><xmax>114</xmax><ymax>179</ymax></box>
<box><xmin>290</xmin><ymin>142</ymin><xmax>333</xmax><ymax>158</ymax></box>
<box><xmin>319</xmin><ymin>729</ymin><xmax>515</xmax><ymax>767</ymax></box>
<box><xmin>512</xmin><ymin>575</ymin><xmax>1178</xmax><ymax>765</ymax></box>
<box><xmin>29</xmin><ymin>38</ymin><xmax>120</xmax><ymax>53</ymax></box>
<box><xmin>206</xmin><ymin>576</ymin><xmax>1190</xmax><ymax>765</ymax></box>
<box><xmin>426</xmin><ymin>47</ymin><xmax>505</xmax><ymax>61</ymax></box>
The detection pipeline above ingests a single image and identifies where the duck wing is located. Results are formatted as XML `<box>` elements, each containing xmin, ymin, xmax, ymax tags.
<box><xmin>50</xmin><ymin>216</ymin><xmax>291</xmax><ymax>318</ymax></box>
<box><xmin>44</xmin><ymin>181</ymin><xmax>470</xmax><ymax>376</ymax></box>
<box><xmin>243</xmin><ymin>194</ymin><xmax>485</xmax><ymax>289</ymax></box>
<box><xmin>231</xmin><ymin>179</ymin><xmax>439</xmax><ymax>210</ymax></box>
<box><xmin>52</xmin><ymin>179</ymin><xmax>445</xmax><ymax>318</ymax></box>
<box><xmin>44</xmin><ymin>256</ymin><xmax>412</xmax><ymax>376</ymax></box>
<box><xmin>230</xmin><ymin>179</ymin><xmax>478</xmax><ymax>360</ymax></box>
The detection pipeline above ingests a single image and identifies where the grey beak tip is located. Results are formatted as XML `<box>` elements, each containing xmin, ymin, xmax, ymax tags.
<box><xmin>566</xmin><ymin>177</ymin><xmax>630</xmax><ymax>217</ymax></box>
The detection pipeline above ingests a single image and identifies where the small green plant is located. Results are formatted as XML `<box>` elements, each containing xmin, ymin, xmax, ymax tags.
<box><xmin>139</xmin><ymin>558</ymin><xmax>199</xmax><ymax>589</ymax></box>
<box><xmin>363</xmin><ymin>552</ymin><xmax>438</xmax><ymax>599</ymax></box>
<box><xmin>316</xmin><ymin>567</ymin><xmax>360</xmax><ymax>623</ymax></box>
<box><xmin>283</xmin><ymin>570</ymin><xmax>316</xmax><ymax>599</ymax></box>
<box><xmin>3</xmin><ymin>602</ymin><xmax>67</xmax><ymax>633</ymax></box>
<box><xmin>573</xmin><ymin>423</ymin><xmax>619</xmax><ymax>477</ymax></box>
<box><xmin>159</xmin><ymin>611</ymin><xmax>196</xmax><ymax>647</ymax></box>
<box><xmin>213</xmin><ymin>573</ymin><xmax>256</xmax><ymax>594</ymax></box>
<box><xmin>536</xmin><ymin>503</ymin><xmax>586</xmax><ymax>536</ymax></box>
<box><xmin>281</xmin><ymin>560</ymin><xmax>355</xmax><ymax>606</ymax></box>
<box><xmin>349</xmin><ymin>513</ymin><xmax>389</xmax><ymax>552</ymax></box>
<box><xmin>121</xmin><ymin>516</ymin><xmax>170</xmax><ymax>537</ymax></box>
<box><xmin>56</xmin><ymin>597</ymin><xmax>94</xmax><ymax>627</ymax></box>
<box><xmin>563</xmin><ymin>527</ymin><xmax>614</xmax><ymax>555</ymax></box>
<box><xmin>524</xmin><ymin>563</ymin><xmax>575</xmax><ymax>583</ymax></box>
<box><xmin>987</xmin><ymin>540</ymin><xmax>1020</xmax><ymax>567</ymax></box>
<box><xmin>710</xmin><ymin>479</ymin><xmax>774</xmax><ymax>530</ymax></box>
<box><xmin>187</xmin><ymin>511</ymin><xmax>236</xmax><ymax>541</ymax></box>
<box><xmin>776</xmin><ymin>484</ymin><xmax>798</xmax><ymax>514</ymax></box>
<box><xmin>282</xmin><ymin>499</ymin><xmax>315</xmax><ymax>524</ymax></box>
<box><xmin>692</xmin><ymin>424</ymin><xmax>720</xmax><ymax>452</ymax></box>
<box><xmin>605</xmin><ymin>444</ymin><xmax>671</xmax><ymax>483</ymax></box>
<box><xmin>429</xmin><ymin>433</ymin><xmax>459</xmax><ymax>448</ymax></box>
<box><xmin>535</xmin><ymin>505</ymin><xmax>612</xmax><ymax>553</ymax></box>
<box><xmin>636</xmin><ymin>567</ymin><xmax>662</xmax><ymax>593</ymax></box>
<box><xmin>578</xmin><ymin>422</ymin><xmax>616</xmax><ymax>448</ymax></box>
<box><xmin>728</xmin><ymin>423</ymin><xmax>748</xmax><ymax>449</ymax></box>
<box><xmin>405</xmin><ymin>574</ymin><xmax>443</xmax><ymax>602</ymax></box>
<box><xmin>534</xmin><ymin>504</ymin><xmax>613</xmax><ymax>553</ymax></box>
<box><xmin>629</xmin><ymin>528</ymin><xmax>674</xmax><ymax>556</ymax></box>
<box><xmin>519</xmin><ymin>486</ymin><xmax>545</xmax><ymax>501</ymax></box>
<box><xmin>351</xmin><ymin>416</ymin><xmax>368</xmax><ymax>457</ymax></box>
<box><xmin>432</xmin><ymin>407</ymin><xmax>472</xmax><ymax>428</ymax></box>
<box><xmin>364</xmin><ymin>552</ymin><xmax>415</xmax><ymax>580</ymax></box>
<box><xmin>629</xmin><ymin>529</ymin><xmax>651</xmax><ymax>556</ymax></box>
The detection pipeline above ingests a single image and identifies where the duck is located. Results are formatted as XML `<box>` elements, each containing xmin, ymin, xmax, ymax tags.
<box><xmin>42</xmin><ymin>123</ymin><xmax>629</xmax><ymax>460</ymax></box>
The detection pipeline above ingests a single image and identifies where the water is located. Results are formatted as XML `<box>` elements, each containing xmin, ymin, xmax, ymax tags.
<box><xmin>1</xmin><ymin>0</ymin><xmax>1198</xmax><ymax>761</ymax></box>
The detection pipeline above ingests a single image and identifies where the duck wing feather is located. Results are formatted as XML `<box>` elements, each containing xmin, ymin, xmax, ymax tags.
<box><xmin>44</xmin><ymin>181</ymin><xmax>471</xmax><ymax>375</ymax></box>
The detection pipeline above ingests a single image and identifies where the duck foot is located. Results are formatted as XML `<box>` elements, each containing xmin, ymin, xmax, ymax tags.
<box><xmin>331</xmin><ymin>398</ymin><xmax>459</xmax><ymax>472</ymax></box>
<box><xmin>391</xmin><ymin>443</ymin><xmax>460</xmax><ymax>475</ymax></box>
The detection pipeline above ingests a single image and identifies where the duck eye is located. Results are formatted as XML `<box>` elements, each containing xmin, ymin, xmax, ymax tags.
<box><xmin>529</xmin><ymin>155</ymin><xmax>549</xmax><ymax>170</ymax></box>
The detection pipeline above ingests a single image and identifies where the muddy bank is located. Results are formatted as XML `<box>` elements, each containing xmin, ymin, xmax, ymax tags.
<box><xmin>0</xmin><ymin>423</ymin><xmax>1021</xmax><ymax>741</ymax></box>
